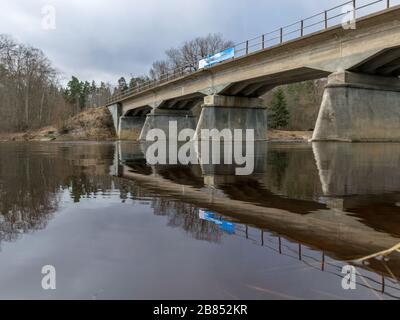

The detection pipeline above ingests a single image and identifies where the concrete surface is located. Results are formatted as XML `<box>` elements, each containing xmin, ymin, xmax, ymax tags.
<box><xmin>313</xmin><ymin>72</ymin><xmax>400</xmax><ymax>142</ymax></box>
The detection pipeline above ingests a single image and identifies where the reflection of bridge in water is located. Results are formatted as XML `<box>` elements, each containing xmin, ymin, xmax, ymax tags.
<box><xmin>114</xmin><ymin>141</ymin><xmax>400</xmax><ymax>298</ymax></box>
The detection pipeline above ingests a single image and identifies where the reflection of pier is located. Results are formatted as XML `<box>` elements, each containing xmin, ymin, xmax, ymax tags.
<box><xmin>313</xmin><ymin>143</ymin><xmax>400</xmax><ymax>197</ymax></box>
<box><xmin>312</xmin><ymin>142</ymin><xmax>400</xmax><ymax>237</ymax></box>
<box><xmin>114</xmin><ymin>141</ymin><xmax>400</xmax><ymax>293</ymax></box>
<box><xmin>120</xmin><ymin>165</ymin><xmax>400</xmax><ymax>257</ymax></box>
<box><xmin>117</xmin><ymin>142</ymin><xmax>328</xmax><ymax>214</ymax></box>
<box><xmin>116</xmin><ymin>141</ymin><xmax>400</xmax><ymax>218</ymax></box>
<box><xmin>119</xmin><ymin>167</ymin><xmax>400</xmax><ymax>298</ymax></box>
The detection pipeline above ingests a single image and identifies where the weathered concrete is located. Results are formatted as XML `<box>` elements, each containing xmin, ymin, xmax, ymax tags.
<box><xmin>107</xmin><ymin>104</ymin><xmax>121</xmax><ymax>135</ymax></box>
<box><xmin>119</xmin><ymin>116</ymin><xmax>146</xmax><ymax>140</ymax></box>
<box><xmin>139</xmin><ymin>109</ymin><xmax>197</xmax><ymax>141</ymax></box>
<box><xmin>194</xmin><ymin>95</ymin><xmax>267</xmax><ymax>141</ymax></box>
<box><xmin>199</xmin><ymin>141</ymin><xmax>268</xmax><ymax>177</ymax></box>
<box><xmin>313</xmin><ymin>72</ymin><xmax>400</xmax><ymax>142</ymax></box>
<box><xmin>107</xmin><ymin>7</ymin><xmax>400</xmax><ymax>142</ymax></box>
<box><xmin>313</xmin><ymin>142</ymin><xmax>400</xmax><ymax>196</ymax></box>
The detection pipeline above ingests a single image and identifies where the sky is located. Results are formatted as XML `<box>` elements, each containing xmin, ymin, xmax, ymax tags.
<box><xmin>0</xmin><ymin>0</ymin><xmax>348</xmax><ymax>85</ymax></box>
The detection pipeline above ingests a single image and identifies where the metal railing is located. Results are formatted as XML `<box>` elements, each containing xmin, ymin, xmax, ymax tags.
<box><xmin>107</xmin><ymin>0</ymin><xmax>397</xmax><ymax>105</ymax></box>
<box><xmin>235</xmin><ymin>223</ymin><xmax>400</xmax><ymax>299</ymax></box>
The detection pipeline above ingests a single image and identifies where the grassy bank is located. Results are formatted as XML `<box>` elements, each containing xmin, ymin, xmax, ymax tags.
<box><xmin>268</xmin><ymin>130</ymin><xmax>312</xmax><ymax>142</ymax></box>
<box><xmin>0</xmin><ymin>107</ymin><xmax>116</xmax><ymax>142</ymax></box>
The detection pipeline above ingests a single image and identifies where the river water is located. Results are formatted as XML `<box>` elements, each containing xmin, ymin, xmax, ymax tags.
<box><xmin>0</xmin><ymin>141</ymin><xmax>399</xmax><ymax>300</ymax></box>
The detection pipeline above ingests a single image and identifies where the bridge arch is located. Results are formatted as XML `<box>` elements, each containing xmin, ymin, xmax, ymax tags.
<box><xmin>123</xmin><ymin>106</ymin><xmax>152</xmax><ymax>117</ymax></box>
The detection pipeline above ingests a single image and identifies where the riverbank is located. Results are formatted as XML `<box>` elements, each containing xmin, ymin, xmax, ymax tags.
<box><xmin>0</xmin><ymin>107</ymin><xmax>116</xmax><ymax>142</ymax></box>
<box><xmin>268</xmin><ymin>130</ymin><xmax>313</xmax><ymax>142</ymax></box>
<box><xmin>0</xmin><ymin>129</ymin><xmax>313</xmax><ymax>142</ymax></box>
<box><xmin>0</xmin><ymin>107</ymin><xmax>313</xmax><ymax>142</ymax></box>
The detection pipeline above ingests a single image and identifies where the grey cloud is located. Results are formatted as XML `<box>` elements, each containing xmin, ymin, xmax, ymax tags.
<box><xmin>0</xmin><ymin>0</ymin><xmax>341</xmax><ymax>84</ymax></box>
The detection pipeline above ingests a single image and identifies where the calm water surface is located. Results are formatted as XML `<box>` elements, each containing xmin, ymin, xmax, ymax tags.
<box><xmin>0</xmin><ymin>141</ymin><xmax>400</xmax><ymax>300</ymax></box>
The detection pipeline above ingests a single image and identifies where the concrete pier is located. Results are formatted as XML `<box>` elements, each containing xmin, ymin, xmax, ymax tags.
<box><xmin>139</xmin><ymin>109</ymin><xmax>197</xmax><ymax>141</ymax></box>
<box><xmin>194</xmin><ymin>95</ymin><xmax>268</xmax><ymax>141</ymax></box>
<box><xmin>119</xmin><ymin>116</ymin><xmax>146</xmax><ymax>140</ymax></box>
<box><xmin>313</xmin><ymin>72</ymin><xmax>400</xmax><ymax>142</ymax></box>
<box><xmin>107</xmin><ymin>104</ymin><xmax>122</xmax><ymax>136</ymax></box>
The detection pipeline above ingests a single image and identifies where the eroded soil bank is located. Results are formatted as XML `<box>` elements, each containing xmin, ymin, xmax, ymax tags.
<box><xmin>0</xmin><ymin>107</ymin><xmax>116</xmax><ymax>142</ymax></box>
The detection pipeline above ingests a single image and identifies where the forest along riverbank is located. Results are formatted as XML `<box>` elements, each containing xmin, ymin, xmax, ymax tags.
<box><xmin>0</xmin><ymin>106</ymin><xmax>313</xmax><ymax>142</ymax></box>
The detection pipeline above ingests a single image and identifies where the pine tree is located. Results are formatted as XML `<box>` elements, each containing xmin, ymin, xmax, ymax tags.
<box><xmin>80</xmin><ymin>81</ymin><xmax>91</xmax><ymax>109</ymax></box>
<box><xmin>268</xmin><ymin>88</ymin><xmax>290</xmax><ymax>129</ymax></box>
<box><xmin>118</xmin><ymin>77</ymin><xmax>128</xmax><ymax>92</ymax></box>
<box><xmin>64</xmin><ymin>76</ymin><xmax>83</xmax><ymax>112</ymax></box>
<box><xmin>129</xmin><ymin>77</ymin><xmax>137</xmax><ymax>89</ymax></box>
<box><xmin>90</xmin><ymin>81</ymin><xmax>97</xmax><ymax>94</ymax></box>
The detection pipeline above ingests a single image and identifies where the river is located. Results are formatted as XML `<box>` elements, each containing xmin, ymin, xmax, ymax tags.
<box><xmin>0</xmin><ymin>141</ymin><xmax>399</xmax><ymax>300</ymax></box>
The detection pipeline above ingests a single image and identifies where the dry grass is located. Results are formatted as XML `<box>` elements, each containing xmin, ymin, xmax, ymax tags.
<box><xmin>268</xmin><ymin>130</ymin><xmax>313</xmax><ymax>142</ymax></box>
<box><xmin>56</xmin><ymin>107</ymin><xmax>116</xmax><ymax>141</ymax></box>
<box><xmin>0</xmin><ymin>107</ymin><xmax>116</xmax><ymax>141</ymax></box>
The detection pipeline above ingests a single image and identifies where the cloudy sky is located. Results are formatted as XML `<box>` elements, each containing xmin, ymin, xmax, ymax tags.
<box><xmin>0</xmin><ymin>0</ymin><xmax>344</xmax><ymax>85</ymax></box>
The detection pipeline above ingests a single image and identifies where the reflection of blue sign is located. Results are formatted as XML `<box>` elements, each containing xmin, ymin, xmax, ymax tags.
<box><xmin>199</xmin><ymin>210</ymin><xmax>235</xmax><ymax>234</ymax></box>
<box><xmin>199</xmin><ymin>48</ymin><xmax>235</xmax><ymax>69</ymax></box>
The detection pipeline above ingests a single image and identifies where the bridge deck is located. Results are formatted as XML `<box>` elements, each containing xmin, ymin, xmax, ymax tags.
<box><xmin>107</xmin><ymin>2</ymin><xmax>400</xmax><ymax>116</ymax></box>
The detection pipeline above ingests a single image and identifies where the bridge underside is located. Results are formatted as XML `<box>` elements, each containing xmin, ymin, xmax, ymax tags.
<box><xmin>351</xmin><ymin>46</ymin><xmax>400</xmax><ymax>77</ymax></box>
<box><xmin>219</xmin><ymin>67</ymin><xmax>329</xmax><ymax>98</ymax></box>
<box><xmin>110</xmin><ymin>71</ymin><xmax>400</xmax><ymax>142</ymax></box>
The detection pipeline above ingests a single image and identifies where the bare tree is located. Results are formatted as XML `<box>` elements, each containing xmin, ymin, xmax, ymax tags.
<box><xmin>149</xmin><ymin>60</ymin><xmax>170</xmax><ymax>80</ymax></box>
<box><xmin>165</xmin><ymin>33</ymin><xmax>234</xmax><ymax>71</ymax></box>
<box><xmin>144</xmin><ymin>33</ymin><xmax>234</xmax><ymax>83</ymax></box>
<box><xmin>0</xmin><ymin>34</ymin><xmax>74</xmax><ymax>132</ymax></box>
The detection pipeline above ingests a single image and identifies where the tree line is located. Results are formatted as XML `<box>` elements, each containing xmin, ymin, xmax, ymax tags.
<box><xmin>113</xmin><ymin>33</ymin><xmax>234</xmax><ymax>96</ymax></box>
<box><xmin>149</xmin><ymin>33</ymin><xmax>234</xmax><ymax>80</ymax></box>
<box><xmin>0</xmin><ymin>35</ymin><xmax>68</xmax><ymax>132</ymax></box>
<box><xmin>0</xmin><ymin>31</ymin><xmax>326</xmax><ymax>134</ymax></box>
<box><xmin>63</xmin><ymin>76</ymin><xmax>112</xmax><ymax>111</ymax></box>
<box><xmin>0</xmin><ymin>34</ymin><xmax>116</xmax><ymax>133</ymax></box>
<box><xmin>264</xmin><ymin>79</ymin><xmax>327</xmax><ymax>131</ymax></box>
<box><xmin>0</xmin><ymin>33</ymin><xmax>233</xmax><ymax>133</ymax></box>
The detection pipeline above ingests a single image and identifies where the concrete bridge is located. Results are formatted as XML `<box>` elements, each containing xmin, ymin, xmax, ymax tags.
<box><xmin>107</xmin><ymin>2</ymin><xmax>400</xmax><ymax>142</ymax></box>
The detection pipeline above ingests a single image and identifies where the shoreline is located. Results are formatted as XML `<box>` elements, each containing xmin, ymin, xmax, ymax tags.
<box><xmin>0</xmin><ymin>129</ymin><xmax>313</xmax><ymax>143</ymax></box>
<box><xmin>0</xmin><ymin>106</ymin><xmax>313</xmax><ymax>143</ymax></box>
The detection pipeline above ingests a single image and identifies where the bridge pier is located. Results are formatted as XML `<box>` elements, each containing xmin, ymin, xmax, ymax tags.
<box><xmin>107</xmin><ymin>103</ymin><xmax>122</xmax><ymax>136</ymax></box>
<box><xmin>139</xmin><ymin>109</ymin><xmax>197</xmax><ymax>141</ymax></box>
<box><xmin>313</xmin><ymin>72</ymin><xmax>400</xmax><ymax>142</ymax></box>
<box><xmin>194</xmin><ymin>95</ymin><xmax>268</xmax><ymax>141</ymax></box>
<box><xmin>107</xmin><ymin>104</ymin><xmax>147</xmax><ymax>140</ymax></box>
<box><xmin>119</xmin><ymin>116</ymin><xmax>146</xmax><ymax>140</ymax></box>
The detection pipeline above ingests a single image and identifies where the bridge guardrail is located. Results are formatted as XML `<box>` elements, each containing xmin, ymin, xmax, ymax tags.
<box><xmin>107</xmin><ymin>0</ymin><xmax>398</xmax><ymax>105</ymax></box>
